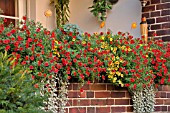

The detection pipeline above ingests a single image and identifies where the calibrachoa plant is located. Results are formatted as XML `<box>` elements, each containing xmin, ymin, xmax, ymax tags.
<box><xmin>100</xmin><ymin>31</ymin><xmax>170</xmax><ymax>91</ymax></box>
<box><xmin>53</xmin><ymin>27</ymin><xmax>109</xmax><ymax>87</ymax></box>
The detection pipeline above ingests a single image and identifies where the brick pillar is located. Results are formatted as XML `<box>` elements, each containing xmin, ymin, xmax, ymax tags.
<box><xmin>142</xmin><ymin>0</ymin><xmax>170</xmax><ymax>41</ymax></box>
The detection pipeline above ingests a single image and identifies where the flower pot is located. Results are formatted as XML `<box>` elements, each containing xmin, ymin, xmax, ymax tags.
<box><xmin>130</xmin><ymin>86</ymin><xmax>156</xmax><ymax>113</ymax></box>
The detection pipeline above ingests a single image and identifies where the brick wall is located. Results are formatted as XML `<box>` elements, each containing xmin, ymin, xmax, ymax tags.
<box><xmin>142</xmin><ymin>0</ymin><xmax>170</xmax><ymax>41</ymax></box>
<box><xmin>66</xmin><ymin>83</ymin><xmax>170</xmax><ymax>113</ymax></box>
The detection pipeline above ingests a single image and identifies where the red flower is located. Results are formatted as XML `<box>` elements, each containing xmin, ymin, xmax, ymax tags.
<box><xmin>44</xmin><ymin>74</ymin><xmax>47</xmax><ymax>77</ymax></box>
<box><xmin>21</xmin><ymin>61</ymin><xmax>26</xmax><ymax>65</ymax></box>
<box><xmin>3</xmin><ymin>40</ymin><xmax>10</xmax><ymax>44</ymax></box>
<box><xmin>25</xmin><ymin>56</ymin><xmax>29</xmax><ymax>60</ymax></box>
<box><xmin>23</xmin><ymin>16</ymin><xmax>27</xmax><ymax>20</ymax></box>
<box><xmin>80</xmin><ymin>88</ymin><xmax>84</xmax><ymax>92</ymax></box>
<box><xmin>17</xmin><ymin>36</ymin><xmax>23</xmax><ymax>41</ymax></box>
<box><xmin>160</xmin><ymin>78</ymin><xmax>165</xmax><ymax>84</ymax></box>
<box><xmin>29</xmin><ymin>65</ymin><xmax>34</xmax><ymax>70</ymax></box>
<box><xmin>30</xmin><ymin>56</ymin><xmax>34</xmax><ymax>61</ymax></box>
<box><xmin>130</xmin><ymin>78</ymin><xmax>135</xmax><ymax>82</ymax></box>
<box><xmin>62</xmin><ymin>58</ymin><xmax>68</xmax><ymax>66</ymax></box>
<box><xmin>31</xmin><ymin>75</ymin><xmax>35</xmax><ymax>80</ymax></box>
<box><xmin>133</xmin><ymin>84</ymin><xmax>137</xmax><ymax>89</ymax></box>
<box><xmin>34</xmin><ymin>84</ymin><xmax>38</xmax><ymax>88</ymax></box>
<box><xmin>125</xmin><ymin>83</ymin><xmax>130</xmax><ymax>87</ymax></box>
<box><xmin>44</xmin><ymin>62</ymin><xmax>49</xmax><ymax>66</ymax></box>
<box><xmin>5</xmin><ymin>45</ymin><xmax>10</xmax><ymax>51</ymax></box>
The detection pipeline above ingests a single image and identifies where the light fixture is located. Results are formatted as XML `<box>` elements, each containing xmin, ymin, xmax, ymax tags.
<box><xmin>139</xmin><ymin>0</ymin><xmax>149</xmax><ymax>7</ymax></box>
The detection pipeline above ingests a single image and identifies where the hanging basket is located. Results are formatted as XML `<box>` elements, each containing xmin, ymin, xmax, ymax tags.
<box><xmin>130</xmin><ymin>86</ymin><xmax>156</xmax><ymax>113</ymax></box>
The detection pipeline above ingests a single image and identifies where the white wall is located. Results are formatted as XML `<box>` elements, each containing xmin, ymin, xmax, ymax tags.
<box><xmin>69</xmin><ymin>0</ymin><xmax>142</xmax><ymax>38</ymax></box>
<box><xmin>28</xmin><ymin>0</ymin><xmax>56</xmax><ymax>30</ymax></box>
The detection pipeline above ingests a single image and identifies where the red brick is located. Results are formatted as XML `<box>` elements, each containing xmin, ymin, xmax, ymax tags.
<box><xmin>148</xmin><ymin>31</ymin><xmax>155</xmax><ymax>37</ymax></box>
<box><xmin>126</xmin><ymin>92</ymin><xmax>131</xmax><ymax>98</ymax></box>
<box><xmin>68</xmin><ymin>91</ymin><xmax>79</xmax><ymax>98</ymax></box>
<box><xmin>156</xmin><ymin>16</ymin><xmax>170</xmax><ymax>23</ymax></box>
<box><xmin>107</xmin><ymin>84</ymin><xmax>115</xmax><ymax>90</ymax></box>
<box><xmin>65</xmin><ymin>108</ymin><xmax>69</xmax><ymax>113</ymax></box>
<box><xmin>151</xmin><ymin>24</ymin><xmax>162</xmax><ymax>30</ymax></box>
<box><xmin>168</xmin><ymin>106</ymin><xmax>170</xmax><ymax>111</ymax></box>
<box><xmin>162</xmin><ymin>9</ymin><xmax>170</xmax><ymax>16</ymax></box>
<box><xmin>155</xmin><ymin>92</ymin><xmax>161</xmax><ymax>98</ymax></box>
<box><xmin>126</xmin><ymin>106</ymin><xmax>133</xmax><ymax>112</ymax></box>
<box><xmin>147</xmin><ymin>18</ymin><xmax>155</xmax><ymax>24</ymax></box>
<box><xmin>161</xmin><ymin>92</ymin><xmax>167</xmax><ymax>98</ymax></box>
<box><xmin>162</xmin><ymin>0</ymin><xmax>170</xmax><ymax>3</ymax></box>
<box><xmin>91</xmin><ymin>99</ymin><xmax>107</xmax><ymax>105</ymax></box>
<box><xmin>156</xmin><ymin>3</ymin><xmax>170</xmax><ymax>10</ymax></box>
<box><xmin>167</xmin><ymin>93</ymin><xmax>170</xmax><ymax>98</ymax></box>
<box><xmin>156</xmin><ymin>29</ymin><xmax>170</xmax><ymax>36</ymax></box>
<box><xmin>111</xmin><ymin>92</ymin><xmax>125</xmax><ymax>98</ymax></box>
<box><xmin>68</xmin><ymin>84</ymin><xmax>72</xmax><ymax>90</ymax></box>
<box><xmin>142</xmin><ymin>12</ymin><xmax>150</xmax><ymax>18</ymax></box>
<box><xmin>162</xmin><ymin>36</ymin><xmax>170</xmax><ymax>41</ymax></box>
<box><xmin>111</xmin><ymin>107</ymin><xmax>126</xmax><ymax>112</ymax></box>
<box><xmin>164</xmin><ymin>99</ymin><xmax>170</xmax><ymax>105</ymax></box>
<box><xmin>162</xmin><ymin>85</ymin><xmax>170</xmax><ymax>91</ymax></box>
<box><xmin>96</xmin><ymin>107</ymin><xmax>110</xmax><ymax>113</ymax></box>
<box><xmin>90</xmin><ymin>84</ymin><xmax>106</xmax><ymax>90</ymax></box>
<box><xmin>142</xmin><ymin>5</ymin><xmax>155</xmax><ymax>12</ymax></box>
<box><xmin>115</xmin><ymin>99</ymin><xmax>130</xmax><ymax>105</ymax></box>
<box><xmin>73</xmin><ymin>99</ymin><xmax>91</xmax><ymax>106</ymax></box>
<box><xmin>73</xmin><ymin>83</ymin><xmax>89</xmax><ymax>90</ymax></box>
<box><xmin>151</xmin><ymin>11</ymin><xmax>160</xmax><ymax>17</ymax></box>
<box><xmin>79</xmin><ymin>91</ymin><xmax>86</xmax><ymax>98</ymax></box>
<box><xmin>156</xmin><ymin>99</ymin><xmax>164</xmax><ymax>105</ymax></box>
<box><xmin>87</xmin><ymin>107</ymin><xmax>95</xmax><ymax>113</ymax></box>
<box><xmin>69</xmin><ymin>108</ymin><xmax>86</xmax><ymax>113</ymax></box>
<box><xmin>151</xmin><ymin>0</ymin><xmax>161</xmax><ymax>4</ymax></box>
<box><xmin>162</xmin><ymin>106</ymin><xmax>168</xmax><ymax>111</ymax></box>
<box><xmin>155</xmin><ymin>106</ymin><xmax>161</xmax><ymax>111</ymax></box>
<box><xmin>66</xmin><ymin>99</ymin><xmax>72</xmax><ymax>106</ymax></box>
<box><xmin>95</xmin><ymin>92</ymin><xmax>111</xmax><ymax>98</ymax></box>
<box><xmin>114</xmin><ymin>86</ymin><xmax>128</xmax><ymax>91</ymax></box>
<box><xmin>106</xmin><ymin>99</ymin><xmax>115</xmax><ymax>105</ymax></box>
<box><xmin>162</xmin><ymin>23</ymin><xmax>170</xmax><ymax>29</ymax></box>
<box><xmin>87</xmin><ymin>91</ymin><xmax>94</xmax><ymax>98</ymax></box>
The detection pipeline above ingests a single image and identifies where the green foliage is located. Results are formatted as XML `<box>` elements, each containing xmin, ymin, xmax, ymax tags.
<box><xmin>89</xmin><ymin>0</ymin><xmax>115</xmax><ymax>21</ymax></box>
<box><xmin>50</xmin><ymin>0</ymin><xmax>70</xmax><ymax>27</ymax></box>
<box><xmin>0</xmin><ymin>51</ymin><xmax>49</xmax><ymax>113</ymax></box>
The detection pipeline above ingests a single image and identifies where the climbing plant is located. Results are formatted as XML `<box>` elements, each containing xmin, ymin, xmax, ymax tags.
<box><xmin>50</xmin><ymin>0</ymin><xmax>70</xmax><ymax>28</ymax></box>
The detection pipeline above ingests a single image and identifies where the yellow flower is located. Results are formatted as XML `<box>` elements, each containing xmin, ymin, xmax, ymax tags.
<box><xmin>120</xmin><ymin>83</ymin><xmax>124</xmax><ymax>87</ymax></box>
<box><xmin>108</xmin><ymin>75</ymin><xmax>113</xmax><ymax>78</ymax></box>
<box><xmin>55</xmin><ymin>40</ymin><xmax>58</xmax><ymax>44</ymax></box>
<box><xmin>110</xmin><ymin>38</ymin><xmax>113</xmax><ymax>41</ymax></box>
<box><xmin>115</xmin><ymin>61</ymin><xmax>119</xmax><ymax>65</ymax></box>
<box><xmin>146</xmin><ymin>55</ymin><xmax>148</xmax><ymax>57</ymax></box>
<box><xmin>101</xmin><ymin>36</ymin><xmax>105</xmax><ymax>40</ymax></box>
<box><xmin>116</xmin><ymin>71</ymin><xmax>121</xmax><ymax>76</ymax></box>
<box><xmin>121</xmin><ymin>74</ymin><xmax>124</xmax><ymax>77</ymax></box>
<box><xmin>53</xmin><ymin>51</ymin><xmax>60</xmax><ymax>57</ymax></box>
<box><xmin>116</xmin><ymin>56</ymin><xmax>119</xmax><ymax>60</ymax></box>
<box><xmin>112</xmin><ymin>77</ymin><xmax>117</xmax><ymax>83</ymax></box>
<box><xmin>82</xmin><ymin>41</ymin><xmax>86</xmax><ymax>44</ymax></box>
<box><xmin>72</xmin><ymin>38</ymin><xmax>75</xmax><ymax>41</ymax></box>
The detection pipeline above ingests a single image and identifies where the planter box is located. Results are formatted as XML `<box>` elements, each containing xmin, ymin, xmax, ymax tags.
<box><xmin>65</xmin><ymin>83</ymin><xmax>170</xmax><ymax>113</ymax></box>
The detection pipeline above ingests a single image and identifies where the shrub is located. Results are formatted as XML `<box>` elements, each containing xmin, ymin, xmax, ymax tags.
<box><xmin>0</xmin><ymin>51</ymin><xmax>50</xmax><ymax>113</ymax></box>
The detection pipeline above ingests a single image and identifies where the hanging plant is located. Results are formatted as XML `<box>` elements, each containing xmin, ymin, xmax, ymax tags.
<box><xmin>50</xmin><ymin>0</ymin><xmax>70</xmax><ymax>28</ymax></box>
<box><xmin>89</xmin><ymin>0</ymin><xmax>118</xmax><ymax>21</ymax></box>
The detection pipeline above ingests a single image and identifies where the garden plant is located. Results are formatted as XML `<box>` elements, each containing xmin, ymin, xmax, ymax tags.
<box><xmin>0</xmin><ymin>17</ymin><xmax>170</xmax><ymax>113</ymax></box>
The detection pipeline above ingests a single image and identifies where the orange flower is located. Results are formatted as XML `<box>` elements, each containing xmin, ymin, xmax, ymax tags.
<box><xmin>131</xmin><ymin>22</ymin><xmax>137</xmax><ymax>29</ymax></box>
<box><xmin>100</xmin><ymin>21</ymin><xmax>105</xmax><ymax>28</ymax></box>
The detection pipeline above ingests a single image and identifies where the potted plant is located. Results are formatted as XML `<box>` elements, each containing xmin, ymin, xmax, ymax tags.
<box><xmin>89</xmin><ymin>0</ymin><xmax>114</xmax><ymax>21</ymax></box>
